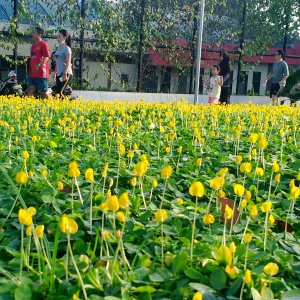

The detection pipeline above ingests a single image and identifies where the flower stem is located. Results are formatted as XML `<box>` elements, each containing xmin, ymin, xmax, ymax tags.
<box><xmin>190</xmin><ymin>196</ymin><xmax>198</xmax><ymax>264</ymax></box>
<box><xmin>67</xmin><ymin>234</ymin><xmax>88</xmax><ymax>300</ymax></box>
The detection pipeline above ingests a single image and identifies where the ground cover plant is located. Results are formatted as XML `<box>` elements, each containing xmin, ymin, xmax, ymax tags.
<box><xmin>0</xmin><ymin>96</ymin><xmax>300</xmax><ymax>300</ymax></box>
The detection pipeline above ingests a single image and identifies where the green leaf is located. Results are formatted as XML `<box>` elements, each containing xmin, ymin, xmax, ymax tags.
<box><xmin>282</xmin><ymin>289</ymin><xmax>300</xmax><ymax>300</ymax></box>
<box><xmin>189</xmin><ymin>282</ymin><xmax>216</xmax><ymax>294</ymax></box>
<box><xmin>184</xmin><ymin>268</ymin><xmax>203</xmax><ymax>280</ymax></box>
<box><xmin>149</xmin><ymin>272</ymin><xmax>164</xmax><ymax>282</ymax></box>
<box><xmin>261</xmin><ymin>286</ymin><xmax>274</xmax><ymax>300</ymax></box>
<box><xmin>209</xmin><ymin>268</ymin><xmax>226</xmax><ymax>291</ymax></box>
<box><xmin>172</xmin><ymin>251</ymin><xmax>189</xmax><ymax>273</ymax></box>
<box><xmin>15</xmin><ymin>284</ymin><xmax>32</xmax><ymax>300</ymax></box>
<box><xmin>133</xmin><ymin>286</ymin><xmax>156</xmax><ymax>293</ymax></box>
<box><xmin>251</xmin><ymin>288</ymin><xmax>262</xmax><ymax>300</ymax></box>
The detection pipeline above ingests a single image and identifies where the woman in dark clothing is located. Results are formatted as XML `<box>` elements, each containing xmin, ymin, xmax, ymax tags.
<box><xmin>219</xmin><ymin>52</ymin><xmax>231</xmax><ymax>104</ymax></box>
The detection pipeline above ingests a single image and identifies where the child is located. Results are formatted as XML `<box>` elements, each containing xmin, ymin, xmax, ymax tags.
<box><xmin>208</xmin><ymin>65</ymin><xmax>223</xmax><ymax>104</ymax></box>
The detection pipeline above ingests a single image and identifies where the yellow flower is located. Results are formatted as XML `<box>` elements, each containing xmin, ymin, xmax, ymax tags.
<box><xmin>133</xmin><ymin>143</ymin><xmax>139</xmax><ymax>151</ymax></box>
<box><xmin>244</xmin><ymin>269</ymin><xmax>252</xmax><ymax>284</ymax></box>
<box><xmin>192</xmin><ymin>291</ymin><xmax>203</xmax><ymax>300</ymax></box>
<box><xmin>102</xmin><ymin>230</ymin><xmax>110</xmax><ymax>239</ymax></box>
<box><xmin>60</xmin><ymin>215</ymin><xmax>78</xmax><ymax>235</ymax></box>
<box><xmin>210</xmin><ymin>176</ymin><xmax>225</xmax><ymax>190</ymax></box>
<box><xmin>155</xmin><ymin>209</ymin><xmax>168</xmax><ymax>222</ymax></box>
<box><xmin>258</xmin><ymin>136</ymin><xmax>268</xmax><ymax>149</ymax></box>
<box><xmin>177</xmin><ymin>146</ymin><xmax>182</xmax><ymax>154</ymax></box>
<box><xmin>241</xmin><ymin>199</ymin><xmax>248</xmax><ymax>208</ymax></box>
<box><xmin>133</xmin><ymin>161</ymin><xmax>147</xmax><ymax>177</ymax></box>
<box><xmin>244</xmin><ymin>191</ymin><xmax>251</xmax><ymax>201</ymax></box>
<box><xmin>251</xmin><ymin>148</ymin><xmax>257</xmax><ymax>157</ymax></box>
<box><xmin>130</xmin><ymin>177</ymin><xmax>137</xmax><ymax>187</ymax></box>
<box><xmin>165</xmin><ymin>147</ymin><xmax>171</xmax><ymax>153</ymax></box>
<box><xmin>274</xmin><ymin>173</ymin><xmax>281</xmax><ymax>183</ymax></box>
<box><xmin>189</xmin><ymin>182</ymin><xmax>205</xmax><ymax>198</ymax></box>
<box><xmin>28</xmin><ymin>171</ymin><xmax>34</xmax><ymax>177</ymax></box>
<box><xmin>16</xmin><ymin>171</ymin><xmax>28</xmax><ymax>184</ymax></box>
<box><xmin>224</xmin><ymin>205</ymin><xmax>233</xmax><ymax>220</ymax></box>
<box><xmin>58</xmin><ymin>181</ymin><xmax>64</xmax><ymax>191</ymax></box>
<box><xmin>256</xmin><ymin>167</ymin><xmax>264</xmax><ymax>177</ymax></box>
<box><xmin>272</xmin><ymin>161</ymin><xmax>280</xmax><ymax>173</ymax></box>
<box><xmin>236</xmin><ymin>155</ymin><xmax>243</xmax><ymax>164</ymax></box>
<box><xmin>68</xmin><ymin>162</ymin><xmax>80</xmax><ymax>178</ymax></box>
<box><xmin>42</xmin><ymin>169</ymin><xmax>48</xmax><ymax>177</ymax></box>
<box><xmin>109</xmin><ymin>178</ymin><xmax>114</xmax><ymax>187</ymax></box>
<box><xmin>269</xmin><ymin>214</ymin><xmax>275</xmax><ymax>225</ymax></box>
<box><xmin>250</xmin><ymin>205</ymin><xmax>258</xmax><ymax>217</ymax></box>
<box><xmin>218</xmin><ymin>167</ymin><xmax>228</xmax><ymax>176</ymax></box>
<box><xmin>240</xmin><ymin>162</ymin><xmax>252</xmax><ymax>173</ymax></box>
<box><xmin>85</xmin><ymin>168</ymin><xmax>94</xmax><ymax>181</ymax></box>
<box><xmin>233</xmin><ymin>184</ymin><xmax>245</xmax><ymax>197</ymax></box>
<box><xmin>243</xmin><ymin>233</ymin><xmax>253</xmax><ymax>244</ymax></box>
<box><xmin>116</xmin><ymin>230</ymin><xmax>122</xmax><ymax>238</ymax></box>
<box><xmin>127</xmin><ymin>150</ymin><xmax>134</xmax><ymax>159</ymax></box>
<box><xmin>18</xmin><ymin>208</ymin><xmax>33</xmax><ymax>226</ymax></box>
<box><xmin>31</xmin><ymin>136</ymin><xmax>38</xmax><ymax>142</ymax></box>
<box><xmin>102</xmin><ymin>163</ymin><xmax>109</xmax><ymax>178</ymax></box>
<box><xmin>196</xmin><ymin>158</ymin><xmax>202</xmax><ymax>167</ymax></box>
<box><xmin>203</xmin><ymin>214</ymin><xmax>215</xmax><ymax>225</ymax></box>
<box><xmin>23</xmin><ymin>151</ymin><xmax>30</xmax><ymax>160</ymax></box>
<box><xmin>26</xmin><ymin>226</ymin><xmax>32</xmax><ymax>236</ymax></box>
<box><xmin>27</xmin><ymin>207</ymin><xmax>37</xmax><ymax>216</ymax></box>
<box><xmin>249</xmin><ymin>133</ymin><xmax>259</xmax><ymax>143</ymax></box>
<box><xmin>117</xmin><ymin>211</ymin><xmax>126</xmax><ymax>222</ymax></box>
<box><xmin>99</xmin><ymin>202</ymin><xmax>108</xmax><ymax>211</ymax></box>
<box><xmin>177</xmin><ymin>198</ymin><xmax>184</xmax><ymax>206</ymax></box>
<box><xmin>225</xmin><ymin>265</ymin><xmax>237</xmax><ymax>279</ymax></box>
<box><xmin>290</xmin><ymin>179</ymin><xmax>295</xmax><ymax>188</ymax></box>
<box><xmin>229</xmin><ymin>242</ymin><xmax>236</xmax><ymax>253</ymax></box>
<box><xmin>152</xmin><ymin>179</ymin><xmax>158</xmax><ymax>188</ymax></box>
<box><xmin>119</xmin><ymin>192</ymin><xmax>130</xmax><ymax>208</ymax></box>
<box><xmin>161</xmin><ymin>165</ymin><xmax>173</xmax><ymax>179</ymax></box>
<box><xmin>291</xmin><ymin>186</ymin><xmax>300</xmax><ymax>198</ymax></box>
<box><xmin>35</xmin><ymin>225</ymin><xmax>44</xmax><ymax>239</ymax></box>
<box><xmin>118</xmin><ymin>144</ymin><xmax>126</xmax><ymax>156</ymax></box>
<box><xmin>263</xmin><ymin>262</ymin><xmax>279</xmax><ymax>276</ymax></box>
<box><xmin>297</xmin><ymin>173</ymin><xmax>300</xmax><ymax>181</ymax></box>
<box><xmin>218</xmin><ymin>190</ymin><xmax>226</xmax><ymax>199</ymax></box>
<box><xmin>261</xmin><ymin>201</ymin><xmax>272</xmax><ymax>213</ymax></box>
<box><xmin>216</xmin><ymin>245</ymin><xmax>232</xmax><ymax>265</ymax></box>
<box><xmin>107</xmin><ymin>195</ymin><xmax>120</xmax><ymax>211</ymax></box>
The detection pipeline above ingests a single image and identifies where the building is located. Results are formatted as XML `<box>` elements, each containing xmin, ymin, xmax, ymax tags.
<box><xmin>0</xmin><ymin>1</ymin><xmax>299</xmax><ymax>94</ymax></box>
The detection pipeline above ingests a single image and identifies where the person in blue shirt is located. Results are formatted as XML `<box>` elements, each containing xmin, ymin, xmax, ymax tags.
<box><xmin>264</xmin><ymin>49</ymin><xmax>289</xmax><ymax>106</ymax></box>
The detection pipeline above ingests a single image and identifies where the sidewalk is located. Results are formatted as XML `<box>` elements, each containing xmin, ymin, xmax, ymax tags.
<box><xmin>74</xmin><ymin>90</ymin><xmax>294</xmax><ymax>105</ymax></box>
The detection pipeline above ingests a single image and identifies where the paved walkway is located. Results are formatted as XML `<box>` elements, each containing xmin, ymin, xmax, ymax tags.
<box><xmin>74</xmin><ymin>91</ymin><xmax>295</xmax><ymax>105</ymax></box>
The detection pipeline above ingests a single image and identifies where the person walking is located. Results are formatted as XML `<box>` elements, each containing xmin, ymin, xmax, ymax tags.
<box><xmin>53</xmin><ymin>29</ymin><xmax>73</xmax><ymax>96</ymax></box>
<box><xmin>26</xmin><ymin>27</ymin><xmax>50</xmax><ymax>99</ymax></box>
<box><xmin>264</xmin><ymin>49</ymin><xmax>289</xmax><ymax>106</ymax></box>
<box><xmin>219</xmin><ymin>52</ymin><xmax>231</xmax><ymax>104</ymax></box>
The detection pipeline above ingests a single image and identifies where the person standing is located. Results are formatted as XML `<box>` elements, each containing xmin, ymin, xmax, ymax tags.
<box><xmin>26</xmin><ymin>27</ymin><xmax>50</xmax><ymax>99</ymax></box>
<box><xmin>208</xmin><ymin>65</ymin><xmax>223</xmax><ymax>105</ymax></box>
<box><xmin>264</xmin><ymin>49</ymin><xmax>289</xmax><ymax>106</ymax></box>
<box><xmin>54</xmin><ymin>29</ymin><xmax>73</xmax><ymax>96</ymax></box>
<box><xmin>219</xmin><ymin>52</ymin><xmax>232</xmax><ymax>104</ymax></box>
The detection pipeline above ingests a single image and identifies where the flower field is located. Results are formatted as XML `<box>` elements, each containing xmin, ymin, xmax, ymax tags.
<box><xmin>0</xmin><ymin>96</ymin><xmax>300</xmax><ymax>300</ymax></box>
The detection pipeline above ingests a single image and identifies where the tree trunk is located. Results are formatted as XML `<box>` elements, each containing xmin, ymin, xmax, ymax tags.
<box><xmin>236</xmin><ymin>0</ymin><xmax>247</xmax><ymax>95</ymax></box>
<box><xmin>189</xmin><ymin>4</ymin><xmax>198</xmax><ymax>94</ymax></box>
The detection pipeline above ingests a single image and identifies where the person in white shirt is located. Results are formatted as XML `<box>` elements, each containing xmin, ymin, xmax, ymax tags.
<box><xmin>208</xmin><ymin>65</ymin><xmax>223</xmax><ymax>104</ymax></box>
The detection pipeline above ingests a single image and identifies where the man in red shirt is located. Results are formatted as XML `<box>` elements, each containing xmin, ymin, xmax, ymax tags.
<box><xmin>26</xmin><ymin>27</ymin><xmax>51</xmax><ymax>99</ymax></box>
